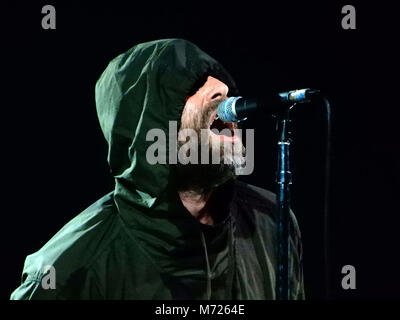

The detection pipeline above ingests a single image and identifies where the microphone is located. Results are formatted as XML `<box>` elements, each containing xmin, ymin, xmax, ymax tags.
<box><xmin>217</xmin><ymin>88</ymin><xmax>321</xmax><ymax>123</ymax></box>
<box><xmin>216</xmin><ymin>96</ymin><xmax>257</xmax><ymax>123</ymax></box>
<box><xmin>278</xmin><ymin>88</ymin><xmax>321</xmax><ymax>104</ymax></box>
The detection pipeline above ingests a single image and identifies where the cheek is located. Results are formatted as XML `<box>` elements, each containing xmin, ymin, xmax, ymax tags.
<box><xmin>181</xmin><ymin>101</ymin><xmax>200</xmax><ymax>126</ymax></box>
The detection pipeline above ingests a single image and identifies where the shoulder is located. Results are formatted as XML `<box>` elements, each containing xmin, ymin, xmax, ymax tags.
<box><xmin>233</xmin><ymin>179</ymin><xmax>301</xmax><ymax>236</ymax></box>
<box><xmin>233</xmin><ymin>179</ymin><xmax>277</xmax><ymax>219</ymax></box>
<box><xmin>11</xmin><ymin>192</ymin><xmax>121</xmax><ymax>299</ymax></box>
<box><xmin>234</xmin><ymin>179</ymin><xmax>276</xmax><ymax>209</ymax></box>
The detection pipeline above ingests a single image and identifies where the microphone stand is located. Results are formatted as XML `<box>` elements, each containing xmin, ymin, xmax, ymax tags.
<box><xmin>275</xmin><ymin>104</ymin><xmax>295</xmax><ymax>300</ymax></box>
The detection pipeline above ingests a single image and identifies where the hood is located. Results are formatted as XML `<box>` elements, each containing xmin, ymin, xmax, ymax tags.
<box><xmin>95</xmin><ymin>38</ymin><xmax>238</xmax><ymax>210</ymax></box>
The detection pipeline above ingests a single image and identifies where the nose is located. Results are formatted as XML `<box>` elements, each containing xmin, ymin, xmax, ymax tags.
<box><xmin>205</xmin><ymin>76</ymin><xmax>229</xmax><ymax>103</ymax></box>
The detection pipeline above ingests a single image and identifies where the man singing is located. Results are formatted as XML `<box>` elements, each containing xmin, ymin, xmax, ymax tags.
<box><xmin>11</xmin><ymin>39</ymin><xmax>304</xmax><ymax>299</ymax></box>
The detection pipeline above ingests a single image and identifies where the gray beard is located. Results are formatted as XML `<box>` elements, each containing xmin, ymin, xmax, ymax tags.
<box><xmin>175</xmin><ymin>135</ymin><xmax>239</xmax><ymax>193</ymax></box>
<box><xmin>176</xmin><ymin>98</ymin><xmax>241</xmax><ymax>193</ymax></box>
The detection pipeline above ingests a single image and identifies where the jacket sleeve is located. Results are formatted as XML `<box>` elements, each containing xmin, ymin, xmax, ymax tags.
<box><xmin>10</xmin><ymin>274</ymin><xmax>58</xmax><ymax>300</ymax></box>
<box><xmin>10</xmin><ymin>267</ymin><xmax>104</xmax><ymax>300</ymax></box>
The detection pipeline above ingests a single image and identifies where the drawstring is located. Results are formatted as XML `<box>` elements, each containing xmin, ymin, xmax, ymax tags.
<box><xmin>200</xmin><ymin>230</ymin><xmax>212</xmax><ymax>300</ymax></box>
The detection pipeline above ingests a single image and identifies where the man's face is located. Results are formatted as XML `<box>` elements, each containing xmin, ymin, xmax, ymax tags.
<box><xmin>176</xmin><ymin>76</ymin><xmax>245</xmax><ymax>192</ymax></box>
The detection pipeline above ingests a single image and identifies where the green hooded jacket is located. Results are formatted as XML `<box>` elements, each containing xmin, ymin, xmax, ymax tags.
<box><xmin>10</xmin><ymin>39</ymin><xmax>304</xmax><ymax>300</ymax></box>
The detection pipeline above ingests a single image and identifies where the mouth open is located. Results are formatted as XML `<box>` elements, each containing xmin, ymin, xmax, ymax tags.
<box><xmin>209</xmin><ymin>111</ymin><xmax>238</xmax><ymax>142</ymax></box>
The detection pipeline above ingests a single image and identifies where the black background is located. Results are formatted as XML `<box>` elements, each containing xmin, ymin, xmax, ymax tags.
<box><xmin>1</xmin><ymin>1</ymin><xmax>399</xmax><ymax>300</ymax></box>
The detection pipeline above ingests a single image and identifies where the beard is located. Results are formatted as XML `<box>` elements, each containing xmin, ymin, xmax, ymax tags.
<box><xmin>175</xmin><ymin>99</ymin><xmax>245</xmax><ymax>193</ymax></box>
